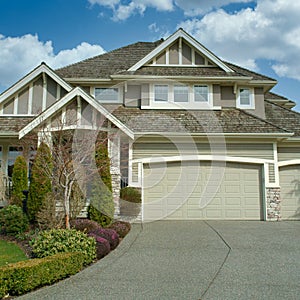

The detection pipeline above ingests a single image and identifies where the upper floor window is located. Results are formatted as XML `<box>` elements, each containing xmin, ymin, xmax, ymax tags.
<box><xmin>154</xmin><ymin>85</ymin><xmax>168</xmax><ymax>102</ymax></box>
<box><xmin>237</xmin><ymin>88</ymin><xmax>254</xmax><ymax>109</ymax></box>
<box><xmin>174</xmin><ymin>85</ymin><xmax>189</xmax><ymax>102</ymax></box>
<box><xmin>194</xmin><ymin>85</ymin><xmax>208</xmax><ymax>102</ymax></box>
<box><xmin>151</xmin><ymin>83</ymin><xmax>212</xmax><ymax>109</ymax></box>
<box><xmin>95</xmin><ymin>87</ymin><xmax>119</xmax><ymax>103</ymax></box>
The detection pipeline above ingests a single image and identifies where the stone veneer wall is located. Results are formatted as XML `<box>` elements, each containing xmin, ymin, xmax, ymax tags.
<box><xmin>266</xmin><ymin>187</ymin><xmax>281</xmax><ymax>221</ymax></box>
<box><xmin>111</xmin><ymin>173</ymin><xmax>120</xmax><ymax>217</ymax></box>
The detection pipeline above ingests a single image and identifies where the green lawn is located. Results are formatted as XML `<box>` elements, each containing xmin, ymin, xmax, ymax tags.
<box><xmin>0</xmin><ymin>239</ymin><xmax>28</xmax><ymax>267</ymax></box>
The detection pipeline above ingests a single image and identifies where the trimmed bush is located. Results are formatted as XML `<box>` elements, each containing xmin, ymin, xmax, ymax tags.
<box><xmin>70</xmin><ymin>218</ymin><xmax>102</xmax><ymax>233</ymax></box>
<box><xmin>120</xmin><ymin>187</ymin><xmax>141</xmax><ymax>216</ymax></box>
<box><xmin>11</xmin><ymin>155</ymin><xmax>28</xmax><ymax>207</ymax></box>
<box><xmin>88</xmin><ymin>141</ymin><xmax>114</xmax><ymax>227</ymax></box>
<box><xmin>28</xmin><ymin>142</ymin><xmax>53</xmax><ymax>222</ymax></box>
<box><xmin>88</xmin><ymin>233</ymin><xmax>111</xmax><ymax>259</ymax></box>
<box><xmin>30</xmin><ymin>229</ymin><xmax>96</xmax><ymax>265</ymax></box>
<box><xmin>120</xmin><ymin>187</ymin><xmax>141</xmax><ymax>203</ymax></box>
<box><xmin>89</xmin><ymin>228</ymin><xmax>119</xmax><ymax>250</ymax></box>
<box><xmin>0</xmin><ymin>252</ymin><xmax>85</xmax><ymax>297</ymax></box>
<box><xmin>108</xmin><ymin>221</ymin><xmax>131</xmax><ymax>238</ymax></box>
<box><xmin>0</xmin><ymin>205</ymin><xmax>29</xmax><ymax>236</ymax></box>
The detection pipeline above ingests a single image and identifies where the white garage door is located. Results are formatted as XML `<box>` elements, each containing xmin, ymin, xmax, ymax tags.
<box><xmin>143</xmin><ymin>161</ymin><xmax>262</xmax><ymax>221</ymax></box>
<box><xmin>280</xmin><ymin>165</ymin><xmax>300</xmax><ymax>220</ymax></box>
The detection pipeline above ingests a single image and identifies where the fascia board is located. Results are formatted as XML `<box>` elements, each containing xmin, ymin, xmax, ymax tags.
<box><xmin>128</xmin><ymin>29</ymin><xmax>234</xmax><ymax>73</ymax></box>
<box><xmin>134</xmin><ymin>132</ymin><xmax>293</xmax><ymax>139</ymax></box>
<box><xmin>0</xmin><ymin>64</ymin><xmax>72</xmax><ymax>104</ymax></box>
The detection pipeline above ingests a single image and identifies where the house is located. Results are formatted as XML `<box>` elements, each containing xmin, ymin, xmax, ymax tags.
<box><xmin>0</xmin><ymin>28</ymin><xmax>299</xmax><ymax>221</ymax></box>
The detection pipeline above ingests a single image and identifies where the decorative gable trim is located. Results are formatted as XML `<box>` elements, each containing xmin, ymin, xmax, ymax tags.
<box><xmin>19</xmin><ymin>87</ymin><xmax>134</xmax><ymax>139</ymax></box>
<box><xmin>128</xmin><ymin>28</ymin><xmax>234</xmax><ymax>73</ymax></box>
<box><xmin>0</xmin><ymin>62</ymin><xmax>72</xmax><ymax>105</ymax></box>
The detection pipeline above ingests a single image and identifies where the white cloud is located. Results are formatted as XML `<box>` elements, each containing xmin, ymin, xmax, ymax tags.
<box><xmin>88</xmin><ymin>0</ymin><xmax>173</xmax><ymax>21</ymax></box>
<box><xmin>0</xmin><ymin>34</ymin><xmax>105</xmax><ymax>89</ymax></box>
<box><xmin>175</xmin><ymin>0</ymin><xmax>253</xmax><ymax>16</ymax></box>
<box><xmin>178</xmin><ymin>0</ymin><xmax>300</xmax><ymax>80</ymax></box>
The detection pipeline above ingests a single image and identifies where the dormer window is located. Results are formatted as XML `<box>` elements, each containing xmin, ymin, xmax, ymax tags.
<box><xmin>237</xmin><ymin>88</ymin><xmax>254</xmax><ymax>109</ymax></box>
<box><xmin>95</xmin><ymin>87</ymin><xmax>120</xmax><ymax>103</ymax></box>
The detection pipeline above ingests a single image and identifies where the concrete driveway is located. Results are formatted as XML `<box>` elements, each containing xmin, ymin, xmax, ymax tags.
<box><xmin>19</xmin><ymin>221</ymin><xmax>300</xmax><ymax>300</ymax></box>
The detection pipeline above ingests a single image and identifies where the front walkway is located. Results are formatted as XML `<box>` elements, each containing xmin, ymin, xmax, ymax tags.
<box><xmin>18</xmin><ymin>221</ymin><xmax>300</xmax><ymax>300</ymax></box>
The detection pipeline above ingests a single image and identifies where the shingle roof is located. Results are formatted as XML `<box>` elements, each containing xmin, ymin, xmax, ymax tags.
<box><xmin>103</xmin><ymin>105</ymin><xmax>288</xmax><ymax>135</ymax></box>
<box><xmin>56</xmin><ymin>41</ymin><xmax>162</xmax><ymax>79</ymax></box>
<box><xmin>265</xmin><ymin>100</ymin><xmax>300</xmax><ymax>137</ymax></box>
<box><xmin>55</xmin><ymin>40</ymin><xmax>276</xmax><ymax>82</ymax></box>
<box><xmin>0</xmin><ymin>117</ymin><xmax>34</xmax><ymax>134</ymax></box>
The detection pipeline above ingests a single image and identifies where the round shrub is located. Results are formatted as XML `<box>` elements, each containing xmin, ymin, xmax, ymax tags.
<box><xmin>89</xmin><ymin>228</ymin><xmax>119</xmax><ymax>250</ymax></box>
<box><xmin>0</xmin><ymin>205</ymin><xmax>29</xmax><ymax>236</ymax></box>
<box><xmin>88</xmin><ymin>233</ymin><xmax>111</xmax><ymax>259</ymax></box>
<box><xmin>70</xmin><ymin>218</ymin><xmax>102</xmax><ymax>233</ymax></box>
<box><xmin>108</xmin><ymin>221</ymin><xmax>131</xmax><ymax>238</ymax></box>
<box><xmin>30</xmin><ymin>229</ymin><xmax>96</xmax><ymax>265</ymax></box>
<box><xmin>120</xmin><ymin>187</ymin><xmax>141</xmax><ymax>203</ymax></box>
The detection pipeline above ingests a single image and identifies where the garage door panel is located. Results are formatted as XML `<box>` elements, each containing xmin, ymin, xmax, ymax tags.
<box><xmin>279</xmin><ymin>165</ymin><xmax>300</xmax><ymax>220</ymax></box>
<box><xmin>143</xmin><ymin>161</ymin><xmax>262</xmax><ymax>221</ymax></box>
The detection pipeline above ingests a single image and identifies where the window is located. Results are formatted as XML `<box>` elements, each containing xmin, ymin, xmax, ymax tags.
<box><xmin>194</xmin><ymin>85</ymin><xmax>208</xmax><ymax>102</ymax></box>
<box><xmin>95</xmin><ymin>88</ymin><xmax>119</xmax><ymax>103</ymax></box>
<box><xmin>237</xmin><ymin>88</ymin><xmax>254</xmax><ymax>109</ymax></box>
<box><xmin>154</xmin><ymin>85</ymin><xmax>168</xmax><ymax>102</ymax></box>
<box><xmin>174</xmin><ymin>85</ymin><xmax>189</xmax><ymax>102</ymax></box>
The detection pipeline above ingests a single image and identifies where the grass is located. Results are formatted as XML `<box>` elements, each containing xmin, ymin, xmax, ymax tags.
<box><xmin>0</xmin><ymin>239</ymin><xmax>28</xmax><ymax>267</ymax></box>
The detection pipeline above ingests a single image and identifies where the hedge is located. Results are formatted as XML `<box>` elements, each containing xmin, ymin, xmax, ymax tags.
<box><xmin>0</xmin><ymin>252</ymin><xmax>85</xmax><ymax>298</ymax></box>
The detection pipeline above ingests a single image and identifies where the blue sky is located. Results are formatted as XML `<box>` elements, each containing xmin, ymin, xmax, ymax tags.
<box><xmin>1</xmin><ymin>0</ymin><xmax>300</xmax><ymax>109</ymax></box>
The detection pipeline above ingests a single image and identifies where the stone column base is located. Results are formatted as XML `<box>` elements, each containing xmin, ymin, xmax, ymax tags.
<box><xmin>266</xmin><ymin>187</ymin><xmax>281</xmax><ymax>221</ymax></box>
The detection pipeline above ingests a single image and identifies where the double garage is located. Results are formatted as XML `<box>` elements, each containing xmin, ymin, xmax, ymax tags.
<box><xmin>142</xmin><ymin>161</ymin><xmax>300</xmax><ymax>221</ymax></box>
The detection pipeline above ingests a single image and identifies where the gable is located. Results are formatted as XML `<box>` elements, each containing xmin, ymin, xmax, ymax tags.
<box><xmin>128</xmin><ymin>29</ymin><xmax>234</xmax><ymax>73</ymax></box>
<box><xmin>147</xmin><ymin>39</ymin><xmax>216</xmax><ymax>67</ymax></box>
<box><xmin>19</xmin><ymin>87</ymin><xmax>134</xmax><ymax>139</ymax></box>
<box><xmin>0</xmin><ymin>63</ymin><xmax>72</xmax><ymax>116</ymax></box>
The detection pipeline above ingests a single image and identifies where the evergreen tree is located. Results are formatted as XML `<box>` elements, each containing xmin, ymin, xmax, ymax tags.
<box><xmin>88</xmin><ymin>141</ymin><xmax>114</xmax><ymax>226</ymax></box>
<box><xmin>28</xmin><ymin>142</ymin><xmax>53</xmax><ymax>222</ymax></box>
<box><xmin>11</xmin><ymin>155</ymin><xmax>28</xmax><ymax>207</ymax></box>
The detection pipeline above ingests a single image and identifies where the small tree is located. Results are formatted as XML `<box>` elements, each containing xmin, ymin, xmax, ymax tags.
<box><xmin>11</xmin><ymin>155</ymin><xmax>28</xmax><ymax>207</ymax></box>
<box><xmin>88</xmin><ymin>142</ymin><xmax>114</xmax><ymax>227</ymax></box>
<box><xmin>28</xmin><ymin>142</ymin><xmax>53</xmax><ymax>222</ymax></box>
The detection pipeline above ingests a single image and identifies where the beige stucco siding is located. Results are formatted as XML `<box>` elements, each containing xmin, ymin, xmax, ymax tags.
<box><xmin>213</xmin><ymin>85</ymin><xmax>221</xmax><ymax>107</ymax></box>
<box><xmin>245</xmin><ymin>87</ymin><xmax>265</xmax><ymax>119</ymax></box>
<box><xmin>220</xmin><ymin>86</ymin><xmax>235</xmax><ymax>107</ymax></box>
<box><xmin>18</xmin><ymin>87</ymin><xmax>29</xmax><ymax>114</ymax></box>
<box><xmin>169</xmin><ymin>41</ymin><xmax>179</xmax><ymax>64</ymax></box>
<box><xmin>32</xmin><ymin>77</ymin><xmax>43</xmax><ymax>114</ymax></box>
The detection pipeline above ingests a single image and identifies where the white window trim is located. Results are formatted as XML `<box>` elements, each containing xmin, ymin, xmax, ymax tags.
<box><xmin>236</xmin><ymin>87</ymin><xmax>255</xmax><ymax>109</ymax></box>
<box><xmin>149</xmin><ymin>83</ymin><xmax>213</xmax><ymax>109</ymax></box>
<box><xmin>93</xmin><ymin>86</ymin><xmax>123</xmax><ymax>104</ymax></box>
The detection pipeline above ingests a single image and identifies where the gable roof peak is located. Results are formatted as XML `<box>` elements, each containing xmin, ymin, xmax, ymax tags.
<box><xmin>127</xmin><ymin>28</ymin><xmax>235</xmax><ymax>73</ymax></box>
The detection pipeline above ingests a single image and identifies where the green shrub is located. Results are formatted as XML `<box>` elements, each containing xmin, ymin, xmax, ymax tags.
<box><xmin>28</xmin><ymin>142</ymin><xmax>53</xmax><ymax>222</ymax></box>
<box><xmin>11</xmin><ymin>155</ymin><xmax>28</xmax><ymax>207</ymax></box>
<box><xmin>108</xmin><ymin>221</ymin><xmax>131</xmax><ymax>238</ymax></box>
<box><xmin>88</xmin><ymin>141</ymin><xmax>114</xmax><ymax>227</ymax></box>
<box><xmin>0</xmin><ymin>205</ymin><xmax>29</xmax><ymax>236</ymax></box>
<box><xmin>30</xmin><ymin>229</ymin><xmax>96</xmax><ymax>265</ymax></box>
<box><xmin>120</xmin><ymin>187</ymin><xmax>141</xmax><ymax>203</ymax></box>
<box><xmin>0</xmin><ymin>252</ymin><xmax>85</xmax><ymax>297</ymax></box>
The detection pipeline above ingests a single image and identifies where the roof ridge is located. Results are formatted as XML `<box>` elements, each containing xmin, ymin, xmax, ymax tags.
<box><xmin>236</xmin><ymin>107</ymin><xmax>291</xmax><ymax>133</ymax></box>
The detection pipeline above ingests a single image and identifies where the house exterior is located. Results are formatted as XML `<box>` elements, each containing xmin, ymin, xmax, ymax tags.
<box><xmin>0</xmin><ymin>28</ymin><xmax>300</xmax><ymax>221</ymax></box>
